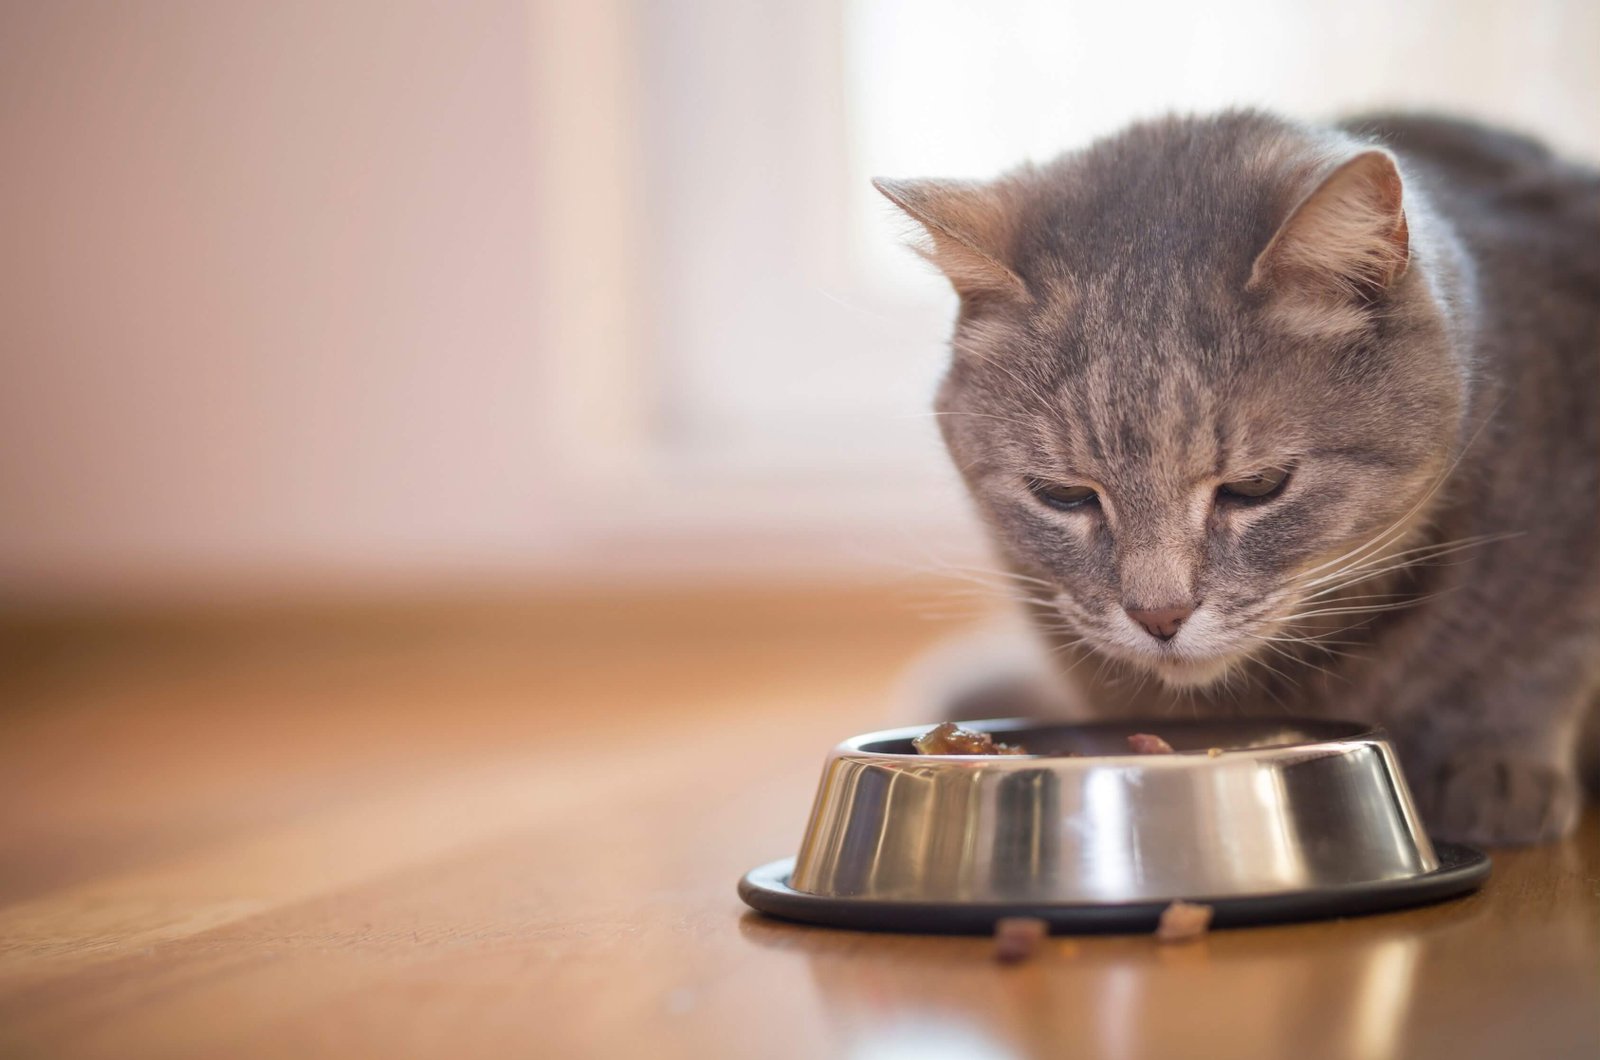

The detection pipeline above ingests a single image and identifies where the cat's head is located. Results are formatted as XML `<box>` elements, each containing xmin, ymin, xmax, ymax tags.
<box><xmin>880</xmin><ymin>112</ymin><xmax>1470</xmax><ymax>688</ymax></box>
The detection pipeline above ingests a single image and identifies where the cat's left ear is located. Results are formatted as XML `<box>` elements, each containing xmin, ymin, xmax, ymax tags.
<box><xmin>1247</xmin><ymin>150</ymin><xmax>1410</xmax><ymax>305</ymax></box>
<box><xmin>873</xmin><ymin>177</ymin><xmax>1031</xmax><ymax>304</ymax></box>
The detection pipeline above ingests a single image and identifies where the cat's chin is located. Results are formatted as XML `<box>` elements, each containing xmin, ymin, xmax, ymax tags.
<box><xmin>1147</xmin><ymin>654</ymin><xmax>1236</xmax><ymax>689</ymax></box>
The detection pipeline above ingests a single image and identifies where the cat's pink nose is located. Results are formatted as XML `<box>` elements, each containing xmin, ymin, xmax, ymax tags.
<box><xmin>1125</xmin><ymin>604</ymin><xmax>1195</xmax><ymax>641</ymax></box>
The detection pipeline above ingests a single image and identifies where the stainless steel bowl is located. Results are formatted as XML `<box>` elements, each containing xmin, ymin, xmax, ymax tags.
<box><xmin>741</xmin><ymin>718</ymin><xmax>1489</xmax><ymax>932</ymax></box>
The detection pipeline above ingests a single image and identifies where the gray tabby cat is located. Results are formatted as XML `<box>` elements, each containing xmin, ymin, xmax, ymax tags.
<box><xmin>878</xmin><ymin>111</ymin><xmax>1600</xmax><ymax>844</ymax></box>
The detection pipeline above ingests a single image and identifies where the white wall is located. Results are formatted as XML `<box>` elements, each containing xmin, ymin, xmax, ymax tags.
<box><xmin>1</xmin><ymin>1</ymin><xmax>552</xmax><ymax>599</ymax></box>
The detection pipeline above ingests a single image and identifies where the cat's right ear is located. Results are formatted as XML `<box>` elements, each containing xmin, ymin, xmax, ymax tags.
<box><xmin>1246</xmin><ymin>151</ymin><xmax>1410</xmax><ymax>323</ymax></box>
<box><xmin>872</xmin><ymin>178</ymin><xmax>1030</xmax><ymax>304</ymax></box>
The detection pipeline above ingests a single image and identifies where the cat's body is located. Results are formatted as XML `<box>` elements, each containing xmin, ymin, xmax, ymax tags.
<box><xmin>880</xmin><ymin>112</ymin><xmax>1600</xmax><ymax>844</ymax></box>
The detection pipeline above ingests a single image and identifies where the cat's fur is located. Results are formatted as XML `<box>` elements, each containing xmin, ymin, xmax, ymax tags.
<box><xmin>879</xmin><ymin>111</ymin><xmax>1600</xmax><ymax>844</ymax></box>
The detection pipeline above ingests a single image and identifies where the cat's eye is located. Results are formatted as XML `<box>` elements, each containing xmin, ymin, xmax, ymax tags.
<box><xmin>1027</xmin><ymin>478</ymin><xmax>1099</xmax><ymax>511</ymax></box>
<box><xmin>1218</xmin><ymin>467</ymin><xmax>1292</xmax><ymax>502</ymax></box>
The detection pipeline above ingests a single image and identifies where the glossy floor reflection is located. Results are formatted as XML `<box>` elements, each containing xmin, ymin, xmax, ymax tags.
<box><xmin>739</xmin><ymin>812</ymin><xmax>1599</xmax><ymax>1059</ymax></box>
<box><xmin>2</xmin><ymin>587</ymin><xmax>1596</xmax><ymax>1059</ymax></box>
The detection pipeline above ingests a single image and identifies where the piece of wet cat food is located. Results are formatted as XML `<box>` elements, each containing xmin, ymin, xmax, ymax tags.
<box><xmin>1155</xmin><ymin>900</ymin><xmax>1214</xmax><ymax>943</ymax></box>
<box><xmin>912</xmin><ymin>722</ymin><xmax>1028</xmax><ymax>756</ymax></box>
<box><xmin>993</xmin><ymin>916</ymin><xmax>1049</xmax><ymax>962</ymax></box>
<box><xmin>1127</xmin><ymin>732</ymin><xmax>1176</xmax><ymax>755</ymax></box>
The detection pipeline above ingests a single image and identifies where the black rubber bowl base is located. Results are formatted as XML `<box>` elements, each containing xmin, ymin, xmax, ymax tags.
<box><xmin>738</xmin><ymin>841</ymin><xmax>1489</xmax><ymax>934</ymax></box>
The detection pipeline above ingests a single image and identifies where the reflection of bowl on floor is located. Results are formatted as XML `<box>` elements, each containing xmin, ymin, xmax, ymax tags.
<box><xmin>740</xmin><ymin>718</ymin><xmax>1489</xmax><ymax>932</ymax></box>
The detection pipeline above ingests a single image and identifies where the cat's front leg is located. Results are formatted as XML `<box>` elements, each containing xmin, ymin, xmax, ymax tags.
<box><xmin>1406</xmin><ymin>740</ymin><xmax>1581</xmax><ymax>845</ymax></box>
<box><xmin>1387</xmin><ymin>649</ymin><xmax>1592</xmax><ymax>845</ymax></box>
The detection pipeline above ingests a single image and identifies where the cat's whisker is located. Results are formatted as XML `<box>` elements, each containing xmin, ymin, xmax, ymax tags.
<box><xmin>1294</xmin><ymin>589</ymin><xmax>1412</xmax><ymax>609</ymax></box>
<box><xmin>1270</xmin><ymin>616</ymin><xmax>1392</xmax><ymax>643</ymax></box>
<box><xmin>1277</xmin><ymin>588</ymin><xmax>1459</xmax><ymax>625</ymax></box>
<box><xmin>1248</xmin><ymin>635</ymin><xmax>1363</xmax><ymax>661</ymax></box>
<box><xmin>1301</xmin><ymin>529</ymin><xmax>1519</xmax><ymax>581</ymax></box>
<box><xmin>915</xmin><ymin>563</ymin><xmax>1049</xmax><ymax>589</ymax></box>
<box><xmin>911</xmin><ymin>579</ymin><xmax>1035</xmax><ymax>598</ymax></box>
<box><xmin>1052</xmin><ymin>645</ymin><xmax>1099</xmax><ymax>683</ymax></box>
<box><xmin>1251</xmin><ymin>629</ymin><xmax>1364</xmax><ymax>646</ymax></box>
<box><xmin>1269</xmin><ymin>645</ymin><xmax>1339</xmax><ymax>682</ymax></box>
<box><xmin>1296</xmin><ymin>531</ymin><xmax>1521</xmax><ymax>596</ymax></box>
<box><xmin>1296</xmin><ymin>553</ymin><xmax>1500</xmax><ymax>607</ymax></box>
<box><xmin>926</xmin><ymin>563</ymin><xmax>1059</xmax><ymax>592</ymax></box>
<box><xmin>1300</xmin><ymin>644</ymin><xmax>1360</xmax><ymax>662</ymax></box>
<box><xmin>907</xmin><ymin>565</ymin><xmax>1064</xmax><ymax>615</ymax></box>
<box><xmin>1249</xmin><ymin>653</ymin><xmax>1298</xmax><ymax>690</ymax></box>
<box><xmin>811</xmin><ymin>285</ymin><xmax>900</xmax><ymax>326</ymax></box>
<box><xmin>928</xmin><ymin>586</ymin><xmax>1054</xmax><ymax>610</ymax></box>
<box><xmin>1248</xmin><ymin>630</ymin><xmax>1363</xmax><ymax>672</ymax></box>
<box><xmin>1280</xmin><ymin>602</ymin><xmax>1426</xmax><ymax>622</ymax></box>
<box><xmin>1236</xmin><ymin>661</ymin><xmax>1289</xmax><ymax>713</ymax></box>
<box><xmin>1286</xmin><ymin>563</ymin><xmax>1472</xmax><ymax>614</ymax></box>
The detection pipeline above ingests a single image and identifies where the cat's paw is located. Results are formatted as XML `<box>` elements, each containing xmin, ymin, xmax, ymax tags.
<box><xmin>1412</xmin><ymin>750</ymin><xmax>1581</xmax><ymax>845</ymax></box>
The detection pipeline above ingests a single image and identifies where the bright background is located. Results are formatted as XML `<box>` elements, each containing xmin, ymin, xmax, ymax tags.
<box><xmin>4</xmin><ymin>0</ymin><xmax>1597</xmax><ymax>606</ymax></box>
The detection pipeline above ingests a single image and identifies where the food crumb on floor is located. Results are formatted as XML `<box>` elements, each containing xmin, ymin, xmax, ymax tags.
<box><xmin>1155</xmin><ymin>900</ymin><xmax>1214</xmax><ymax>943</ymax></box>
<box><xmin>993</xmin><ymin>916</ymin><xmax>1050</xmax><ymax>962</ymax></box>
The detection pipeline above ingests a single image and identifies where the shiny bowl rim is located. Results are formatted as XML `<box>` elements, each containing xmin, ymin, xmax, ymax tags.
<box><xmin>833</xmin><ymin>716</ymin><xmax>1387</xmax><ymax>765</ymax></box>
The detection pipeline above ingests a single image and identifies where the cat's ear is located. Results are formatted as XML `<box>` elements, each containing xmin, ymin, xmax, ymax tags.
<box><xmin>1247</xmin><ymin>150</ymin><xmax>1410</xmax><ymax>305</ymax></box>
<box><xmin>873</xmin><ymin>177</ymin><xmax>1030</xmax><ymax>303</ymax></box>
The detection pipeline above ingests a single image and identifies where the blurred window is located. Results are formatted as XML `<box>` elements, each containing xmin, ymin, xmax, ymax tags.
<box><xmin>635</xmin><ymin>0</ymin><xmax>1598</xmax><ymax>479</ymax></box>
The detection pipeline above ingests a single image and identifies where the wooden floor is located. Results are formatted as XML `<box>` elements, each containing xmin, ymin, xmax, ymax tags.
<box><xmin>2</xmin><ymin>583</ymin><xmax>1597</xmax><ymax>1059</ymax></box>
